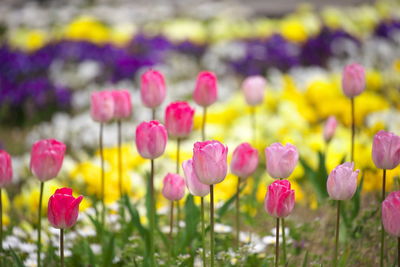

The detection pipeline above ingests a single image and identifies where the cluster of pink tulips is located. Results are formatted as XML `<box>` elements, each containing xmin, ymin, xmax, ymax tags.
<box><xmin>1</xmin><ymin>62</ymin><xmax>400</xmax><ymax>267</ymax></box>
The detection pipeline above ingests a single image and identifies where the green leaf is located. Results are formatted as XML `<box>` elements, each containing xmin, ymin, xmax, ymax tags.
<box><xmin>123</xmin><ymin>195</ymin><xmax>150</xmax><ymax>249</ymax></box>
<box><xmin>8</xmin><ymin>247</ymin><xmax>24</xmax><ymax>267</ymax></box>
<box><xmin>217</xmin><ymin>184</ymin><xmax>245</xmax><ymax>219</ymax></box>
<box><xmin>300</xmin><ymin>157</ymin><xmax>327</xmax><ymax>202</ymax></box>
<box><xmin>302</xmin><ymin>251</ymin><xmax>309</xmax><ymax>267</ymax></box>
<box><xmin>179</xmin><ymin>195</ymin><xmax>200</xmax><ymax>253</ymax></box>
<box><xmin>102</xmin><ymin>233</ymin><xmax>115</xmax><ymax>267</ymax></box>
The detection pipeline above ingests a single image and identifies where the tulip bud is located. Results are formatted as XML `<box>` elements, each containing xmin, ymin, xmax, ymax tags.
<box><xmin>90</xmin><ymin>91</ymin><xmax>115</xmax><ymax>123</ymax></box>
<box><xmin>135</xmin><ymin>120</ymin><xmax>168</xmax><ymax>159</ymax></box>
<box><xmin>372</xmin><ymin>130</ymin><xmax>400</xmax><ymax>170</ymax></box>
<box><xmin>140</xmin><ymin>70</ymin><xmax>166</xmax><ymax>108</ymax></box>
<box><xmin>342</xmin><ymin>63</ymin><xmax>366</xmax><ymax>98</ymax></box>
<box><xmin>230</xmin><ymin>142</ymin><xmax>259</xmax><ymax>179</ymax></box>
<box><xmin>165</xmin><ymin>102</ymin><xmax>195</xmax><ymax>138</ymax></box>
<box><xmin>182</xmin><ymin>159</ymin><xmax>210</xmax><ymax>197</ymax></box>
<box><xmin>30</xmin><ymin>139</ymin><xmax>66</xmax><ymax>182</ymax></box>
<box><xmin>192</xmin><ymin>140</ymin><xmax>228</xmax><ymax>185</ymax></box>
<box><xmin>0</xmin><ymin>150</ymin><xmax>12</xmax><ymax>187</ymax></box>
<box><xmin>265</xmin><ymin>143</ymin><xmax>298</xmax><ymax>179</ymax></box>
<box><xmin>162</xmin><ymin>173</ymin><xmax>185</xmax><ymax>201</ymax></box>
<box><xmin>323</xmin><ymin>116</ymin><xmax>338</xmax><ymax>143</ymax></box>
<box><xmin>47</xmin><ymin>188</ymin><xmax>83</xmax><ymax>229</ymax></box>
<box><xmin>193</xmin><ymin>71</ymin><xmax>218</xmax><ymax>107</ymax></box>
<box><xmin>327</xmin><ymin>162</ymin><xmax>359</xmax><ymax>200</ymax></box>
<box><xmin>382</xmin><ymin>191</ymin><xmax>400</xmax><ymax>237</ymax></box>
<box><xmin>242</xmin><ymin>76</ymin><xmax>266</xmax><ymax>106</ymax></box>
<box><xmin>264</xmin><ymin>180</ymin><xmax>295</xmax><ymax>218</ymax></box>
<box><xmin>112</xmin><ymin>89</ymin><xmax>132</xmax><ymax>120</ymax></box>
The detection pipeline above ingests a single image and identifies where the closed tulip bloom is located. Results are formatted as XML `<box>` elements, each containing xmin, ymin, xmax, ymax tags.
<box><xmin>193</xmin><ymin>140</ymin><xmax>228</xmax><ymax>185</ymax></box>
<box><xmin>323</xmin><ymin>116</ymin><xmax>338</xmax><ymax>143</ymax></box>
<box><xmin>342</xmin><ymin>63</ymin><xmax>366</xmax><ymax>98</ymax></box>
<box><xmin>242</xmin><ymin>75</ymin><xmax>266</xmax><ymax>106</ymax></box>
<box><xmin>30</xmin><ymin>139</ymin><xmax>67</xmax><ymax>182</ymax></box>
<box><xmin>140</xmin><ymin>69</ymin><xmax>166</xmax><ymax>108</ymax></box>
<box><xmin>165</xmin><ymin>102</ymin><xmax>195</xmax><ymax>138</ymax></box>
<box><xmin>182</xmin><ymin>159</ymin><xmax>210</xmax><ymax>197</ymax></box>
<box><xmin>265</xmin><ymin>143</ymin><xmax>299</xmax><ymax>179</ymax></box>
<box><xmin>135</xmin><ymin>121</ymin><xmax>167</xmax><ymax>159</ymax></box>
<box><xmin>327</xmin><ymin>162</ymin><xmax>359</xmax><ymax>200</ymax></box>
<box><xmin>90</xmin><ymin>91</ymin><xmax>115</xmax><ymax>123</ymax></box>
<box><xmin>230</xmin><ymin>142</ymin><xmax>259</xmax><ymax>179</ymax></box>
<box><xmin>193</xmin><ymin>71</ymin><xmax>218</xmax><ymax>107</ymax></box>
<box><xmin>112</xmin><ymin>89</ymin><xmax>132</xmax><ymax>120</ymax></box>
<box><xmin>162</xmin><ymin>173</ymin><xmax>186</xmax><ymax>201</ymax></box>
<box><xmin>264</xmin><ymin>180</ymin><xmax>295</xmax><ymax>218</ymax></box>
<box><xmin>372</xmin><ymin>130</ymin><xmax>400</xmax><ymax>170</ymax></box>
<box><xmin>382</xmin><ymin>191</ymin><xmax>400</xmax><ymax>237</ymax></box>
<box><xmin>47</xmin><ymin>188</ymin><xmax>83</xmax><ymax>229</ymax></box>
<box><xmin>0</xmin><ymin>150</ymin><xmax>12</xmax><ymax>187</ymax></box>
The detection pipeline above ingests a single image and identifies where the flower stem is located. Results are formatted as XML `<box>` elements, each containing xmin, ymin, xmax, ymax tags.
<box><xmin>236</xmin><ymin>177</ymin><xmax>240</xmax><ymax>250</ymax></box>
<box><xmin>250</xmin><ymin>106</ymin><xmax>256</xmax><ymax>146</ymax></box>
<box><xmin>210</xmin><ymin>185</ymin><xmax>215</xmax><ymax>267</ymax></box>
<box><xmin>397</xmin><ymin>237</ymin><xmax>400</xmax><ymax>267</ymax></box>
<box><xmin>150</xmin><ymin>159</ymin><xmax>155</xmax><ymax>267</ymax></box>
<box><xmin>275</xmin><ymin>218</ymin><xmax>280</xmax><ymax>267</ymax></box>
<box><xmin>152</xmin><ymin>109</ymin><xmax>156</xmax><ymax>121</ymax></box>
<box><xmin>201</xmin><ymin>107</ymin><xmax>207</xmax><ymax>141</ymax></box>
<box><xmin>100</xmin><ymin>123</ymin><xmax>105</xmax><ymax>226</ymax></box>
<box><xmin>60</xmin><ymin>229</ymin><xmax>64</xmax><ymax>267</ymax></box>
<box><xmin>350</xmin><ymin>98</ymin><xmax>355</xmax><ymax>163</ymax></box>
<box><xmin>201</xmin><ymin>196</ymin><xmax>206</xmax><ymax>267</ymax></box>
<box><xmin>334</xmin><ymin>200</ymin><xmax>341</xmax><ymax>267</ymax></box>
<box><xmin>169</xmin><ymin>200</ymin><xmax>174</xmax><ymax>261</ymax></box>
<box><xmin>37</xmin><ymin>181</ymin><xmax>44</xmax><ymax>267</ymax></box>
<box><xmin>117</xmin><ymin>120</ymin><xmax>123</xmax><ymax>199</ymax></box>
<box><xmin>281</xmin><ymin>218</ymin><xmax>287</xmax><ymax>264</ymax></box>
<box><xmin>380</xmin><ymin>169</ymin><xmax>387</xmax><ymax>267</ymax></box>
<box><xmin>176</xmin><ymin>138</ymin><xmax>181</xmax><ymax>174</ymax></box>
<box><xmin>0</xmin><ymin>188</ymin><xmax>2</xmax><ymax>252</ymax></box>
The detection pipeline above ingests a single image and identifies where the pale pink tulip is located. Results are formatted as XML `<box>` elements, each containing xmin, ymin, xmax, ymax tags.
<box><xmin>327</xmin><ymin>162</ymin><xmax>359</xmax><ymax>200</ymax></box>
<box><xmin>182</xmin><ymin>159</ymin><xmax>210</xmax><ymax>197</ymax></box>
<box><xmin>265</xmin><ymin>143</ymin><xmax>298</xmax><ymax>179</ymax></box>
<box><xmin>372</xmin><ymin>130</ymin><xmax>400</xmax><ymax>170</ymax></box>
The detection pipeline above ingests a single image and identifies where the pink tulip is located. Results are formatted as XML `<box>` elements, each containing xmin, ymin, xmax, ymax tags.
<box><xmin>230</xmin><ymin>142</ymin><xmax>259</xmax><ymax>179</ymax></box>
<box><xmin>0</xmin><ymin>150</ymin><xmax>12</xmax><ymax>187</ymax></box>
<box><xmin>372</xmin><ymin>130</ymin><xmax>400</xmax><ymax>170</ymax></box>
<box><xmin>265</xmin><ymin>143</ymin><xmax>298</xmax><ymax>179</ymax></box>
<box><xmin>342</xmin><ymin>63</ymin><xmax>366</xmax><ymax>98</ymax></box>
<box><xmin>30</xmin><ymin>139</ymin><xmax>66</xmax><ymax>182</ymax></box>
<box><xmin>165</xmin><ymin>102</ymin><xmax>195</xmax><ymax>138</ymax></box>
<box><xmin>382</xmin><ymin>191</ymin><xmax>400</xmax><ymax>237</ymax></box>
<box><xmin>112</xmin><ymin>89</ymin><xmax>132</xmax><ymax>120</ymax></box>
<box><xmin>193</xmin><ymin>71</ymin><xmax>218</xmax><ymax>107</ymax></box>
<box><xmin>323</xmin><ymin>116</ymin><xmax>338</xmax><ymax>143</ymax></box>
<box><xmin>90</xmin><ymin>91</ymin><xmax>115</xmax><ymax>123</ymax></box>
<box><xmin>47</xmin><ymin>188</ymin><xmax>83</xmax><ymax>229</ymax></box>
<box><xmin>182</xmin><ymin>159</ymin><xmax>210</xmax><ymax>197</ymax></box>
<box><xmin>264</xmin><ymin>180</ymin><xmax>295</xmax><ymax>218</ymax></box>
<box><xmin>192</xmin><ymin>140</ymin><xmax>228</xmax><ymax>185</ymax></box>
<box><xmin>327</xmin><ymin>162</ymin><xmax>359</xmax><ymax>200</ymax></box>
<box><xmin>140</xmin><ymin>70</ymin><xmax>166</xmax><ymax>108</ymax></box>
<box><xmin>162</xmin><ymin>173</ymin><xmax>186</xmax><ymax>201</ymax></box>
<box><xmin>135</xmin><ymin>120</ymin><xmax>167</xmax><ymax>159</ymax></box>
<box><xmin>242</xmin><ymin>76</ymin><xmax>266</xmax><ymax>106</ymax></box>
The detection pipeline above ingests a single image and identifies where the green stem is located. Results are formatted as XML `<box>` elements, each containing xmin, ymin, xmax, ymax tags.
<box><xmin>250</xmin><ymin>106</ymin><xmax>256</xmax><ymax>146</ymax></box>
<box><xmin>398</xmin><ymin>237</ymin><xmax>400</xmax><ymax>267</ymax></box>
<box><xmin>177</xmin><ymin>201</ymin><xmax>181</xmax><ymax>233</ymax></box>
<box><xmin>117</xmin><ymin>120</ymin><xmax>123</xmax><ymax>199</ymax></box>
<box><xmin>60</xmin><ymin>229</ymin><xmax>64</xmax><ymax>267</ymax></box>
<box><xmin>176</xmin><ymin>138</ymin><xmax>181</xmax><ymax>174</ymax></box>
<box><xmin>169</xmin><ymin>200</ymin><xmax>174</xmax><ymax>261</ymax></box>
<box><xmin>150</xmin><ymin>159</ymin><xmax>155</xmax><ymax>267</ymax></box>
<box><xmin>350</xmin><ymin>98</ymin><xmax>355</xmax><ymax>163</ymax></box>
<box><xmin>201</xmin><ymin>107</ymin><xmax>207</xmax><ymax>141</ymax></box>
<box><xmin>380</xmin><ymin>169</ymin><xmax>387</xmax><ymax>267</ymax></box>
<box><xmin>0</xmin><ymin>188</ymin><xmax>2</xmax><ymax>252</ymax></box>
<box><xmin>334</xmin><ymin>200</ymin><xmax>341</xmax><ymax>267</ymax></box>
<box><xmin>100</xmin><ymin>123</ymin><xmax>105</xmax><ymax>226</ymax></box>
<box><xmin>210</xmin><ymin>185</ymin><xmax>214</xmax><ymax>267</ymax></box>
<box><xmin>152</xmin><ymin>109</ymin><xmax>156</xmax><ymax>121</ymax></box>
<box><xmin>201</xmin><ymin>197</ymin><xmax>206</xmax><ymax>267</ymax></box>
<box><xmin>281</xmin><ymin>218</ymin><xmax>287</xmax><ymax>264</ymax></box>
<box><xmin>275</xmin><ymin>218</ymin><xmax>280</xmax><ymax>267</ymax></box>
<box><xmin>236</xmin><ymin>177</ymin><xmax>240</xmax><ymax>250</ymax></box>
<box><xmin>37</xmin><ymin>181</ymin><xmax>44</xmax><ymax>267</ymax></box>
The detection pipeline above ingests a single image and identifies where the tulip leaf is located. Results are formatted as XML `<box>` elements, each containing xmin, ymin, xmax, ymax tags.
<box><xmin>217</xmin><ymin>184</ymin><xmax>246</xmax><ymax>219</ymax></box>
<box><xmin>301</xmin><ymin>251</ymin><xmax>309</xmax><ymax>267</ymax></box>
<box><xmin>8</xmin><ymin>247</ymin><xmax>24</xmax><ymax>267</ymax></box>
<box><xmin>102</xmin><ymin>233</ymin><xmax>115</xmax><ymax>267</ymax></box>
<box><xmin>178</xmin><ymin>194</ymin><xmax>200</xmax><ymax>254</ymax></box>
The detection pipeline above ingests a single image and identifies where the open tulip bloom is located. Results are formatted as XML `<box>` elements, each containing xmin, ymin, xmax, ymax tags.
<box><xmin>0</xmin><ymin>150</ymin><xmax>12</xmax><ymax>251</ymax></box>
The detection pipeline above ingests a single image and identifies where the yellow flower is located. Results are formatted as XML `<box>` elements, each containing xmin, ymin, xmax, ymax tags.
<box><xmin>280</xmin><ymin>19</ymin><xmax>308</xmax><ymax>43</ymax></box>
<box><xmin>162</xmin><ymin>19</ymin><xmax>207</xmax><ymax>43</ymax></box>
<box><xmin>64</xmin><ymin>16</ymin><xmax>110</xmax><ymax>44</ymax></box>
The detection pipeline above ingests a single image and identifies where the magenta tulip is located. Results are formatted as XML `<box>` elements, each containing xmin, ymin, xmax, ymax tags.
<box><xmin>30</xmin><ymin>139</ymin><xmax>66</xmax><ymax>182</ymax></box>
<box><xmin>342</xmin><ymin>63</ymin><xmax>366</xmax><ymax>98</ymax></box>
<box><xmin>182</xmin><ymin>159</ymin><xmax>210</xmax><ymax>197</ymax></box>
<box><xmin>265</xmin><ymin>143</ymin><xmax>298</xmax><ymax>179</ymax></box>
<box><xmin>112</xmin><ymin>89</ymin><xmax>132</xmax><ymax>120</ymax></box>
<box><xmin>323</xmin><ymin>116</ymin><xmax>338</xmax><ymax>143</ymax></box>
<box><xmin>242</xmin><ymin>75</ymin><xmax>266</xmax><ymax>106</ymax></box>
<box><xmin>192</xmin><ymin>140</ymin><xmax>228</xmax><ymax>185</ymax></box>
<box><xmin>140</xmin><ymin>69</ymin><xmax>166</xmax><ymax>108</ymax></box>
<box><xmin>162</xmin><ymin>173</ymin><xmax>186</xmax><ymax>201</ymax></box>
<box><xmin>372</xmin><ymin>130</ymin><xmax>400</xmax><ymax>170</ymax></box>
<box><xmin>165</xmin><ymin>102</ymin><xmax>195</xmax><ymax>138</ymax></box>
<box><xmin>327</xmin><ymin>162</ymin><xmax>359</xmax><ymax>200</ymax></box>
<box><xmin>135</xmin><ymin>121</ymin><xmax>167</xmax><ymax>159</ymax></box>
<box><xmin>47</xmin><ymin>188</ymin><xmax>83</xmax><ymax>229</ymax></box>
<box><xmin>90</xmin><ymin>91</ymin><xmax>115</xmax><ymax>123</ymax></box>
<box><xmin>0</xmin><ymin>150</ymin><xmax>12</xmax><ymax>187</ymax></box>
<box><xmin>265</xmin><ymin>179</ymin><xmax>295</xmax><ymax>218</ymax></box>
<box><xmin>230</xmin><ymin>142</ymin><xmax>259</xmax><ymax>179</ymax></box>
<box><xmin>193</xmin><ymin>71</ymin><xmax>218</xmax><ymax>107</ymax></box>
<box><xmin>382</xmin><ymin>191</ymin><xmax>400</xmax><ymax>237</ymax></box>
